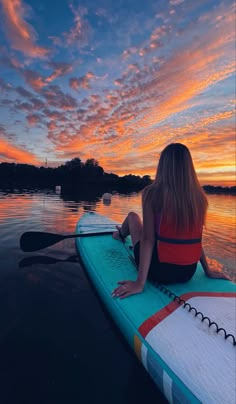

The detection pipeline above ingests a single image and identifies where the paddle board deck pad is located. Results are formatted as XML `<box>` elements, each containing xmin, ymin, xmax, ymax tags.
<box><xmin>76</xmin><ymin>212</ymin><xmax>236</xmax><ymax>404</ymax></box>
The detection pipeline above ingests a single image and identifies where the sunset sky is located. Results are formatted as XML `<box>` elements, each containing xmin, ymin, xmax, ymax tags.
<box><xmin>0</xmin><ymin>0</ymin><xmax>235</xmax><ymax>184</ymax></box>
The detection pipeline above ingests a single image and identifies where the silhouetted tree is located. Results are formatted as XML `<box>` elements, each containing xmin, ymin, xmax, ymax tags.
<box><xmin>82</xmin><ymin>159</ymin><xmax>104</xmax><ymax>180</ymax></box>
<box><xmin>0</xmin><ymin>160</ymin><xmax>234</xmax><ymax>194</ymax></box>
<box><xmin>84</xmin><ymin>158</ymin><xmax>98</xmax><ymax>168</ymax></box>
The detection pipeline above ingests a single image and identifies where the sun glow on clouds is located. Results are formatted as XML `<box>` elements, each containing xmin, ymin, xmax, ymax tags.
<box><xmin>0</xmin><ymin>0</ymin><xmax>49</xmax><ymax>57</ymax></box>
<box><xmin>0</xmin><ymin>137</ymin><xmax>39</xmax><ymax>165</ymax></box>
<box><xmin>0</xmin><ymin>0</ymin><xmax>235</xmax><ymax>185</ymax></box>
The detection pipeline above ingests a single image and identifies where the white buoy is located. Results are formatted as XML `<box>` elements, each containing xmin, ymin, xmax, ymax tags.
<box><xmin>102</xmin><ymin>193</ymin><xmax>112</xmax><ymax>206</ymax></box>
<box><xmin>55</xmin><ymin>185</ymin><xmax>61</xmax><ymax>194</ymax></box>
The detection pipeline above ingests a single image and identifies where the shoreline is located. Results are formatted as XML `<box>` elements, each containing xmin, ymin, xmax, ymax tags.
<box><xmin>202</xmin><ymin>185</ymin><xmax>235</xmax><ymax>195</ymax></box>
<box><xmin>0</xmin><ymin>184</ymin><xmax>235</xmax><ymax>196</ymax></box>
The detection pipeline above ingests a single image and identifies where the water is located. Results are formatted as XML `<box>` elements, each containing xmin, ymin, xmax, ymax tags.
<box><xmin>0</xmin><ymin>189</ymin><xmax>235</xmax><ymax>404</ymax></box>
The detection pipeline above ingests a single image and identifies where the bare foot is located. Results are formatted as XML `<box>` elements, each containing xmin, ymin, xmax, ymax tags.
<box><xmin>112</xmin><ymin>226</ymin><xmax>124</xmax><ymax>241</ymax></box>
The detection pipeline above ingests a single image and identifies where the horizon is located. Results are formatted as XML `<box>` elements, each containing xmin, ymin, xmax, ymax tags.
<box><xmin>0</xmin><ymin>0</ymin><xmax>235</xmax><ymax>185</ymax></box>
<box><xmin>0</xmin><ymin>158</ymin><xmax>235</xmax><ymax>188</ymax></box>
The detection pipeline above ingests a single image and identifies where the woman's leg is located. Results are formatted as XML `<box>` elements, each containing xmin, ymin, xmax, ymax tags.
<box><xmin>113</xmin><ymin>211</ymin><xmax>143</xmax><ymax>247</ymax></box>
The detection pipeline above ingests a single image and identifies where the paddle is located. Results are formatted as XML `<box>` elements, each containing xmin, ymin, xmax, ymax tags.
<box><xmin>20</xmin><ymin>230</ymin><xmax>115</xmax><ymax>252</ymax></box>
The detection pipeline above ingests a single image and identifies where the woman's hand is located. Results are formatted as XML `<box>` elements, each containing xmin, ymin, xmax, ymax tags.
<box><xmin>112</xmin><ymin>280</ymin><xmax>144</xmax><ymax>299</ymax></box>
<box><xmin>206</xmin><ymin>271</ymin><xmax>231</xmax><ymax>280</ymax></box>
<box><xmin>201</xmin><ymin>249</ymin><xmax>231</xmax><ymax>281</ymax></box>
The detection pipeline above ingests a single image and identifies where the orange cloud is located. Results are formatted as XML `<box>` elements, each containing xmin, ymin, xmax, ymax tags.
<box><xmin>47</xmin><ymin>121</ymin><xmax>58</xmax><ymax>131</ymax></box>
<box><xmin>6</xmin><ymin>0</ymin><xmax>232</xmax><ymax>187</ymax></box>
<box><xmin>122</xmin><ymin>24</ymin><xmax>170</xmax><ymax>60</ymax></box>
<box><xmin>0</xmin><ymin>0</ymin><xmax>49</xmax><ymax>58</ymax></box>
<box><xmin>22</xmin><ymin>69</ymin><xmax>46</xmax><ymax>90</ymax></box>
<box><xmin>0</xmin><ymin>137</ymin><xmax>39</xmax><ymax>164</ymax></box>
<box><xmin>46</xmin><ymin>62</ymin><xmax>73</xmax><ymax>83</ymax></box>
<box><xmin>20</xmin><ymin>63</ymin><xmax>73</xmax><ymax>91</ymax></box>
<box><xmin>69</xmin><ymin>72</ymin><xmax>95</xmax><ymax>90</ymax></box>
<box><xmin>26</xmin><ymin>113</ymin><xmax>43</xmax><ymax>126</ymax></box>
<box><xmin>50</xmin><ymin>4</ymin><xmax>91</xmax><ymax>49</ymax></box>
<box><xmin>40</xmin><ymin>86</ymin><xmax>78</xmax><ymax>110</ymax></box>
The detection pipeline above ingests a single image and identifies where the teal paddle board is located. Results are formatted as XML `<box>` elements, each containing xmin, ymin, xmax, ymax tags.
<box><xmin>76</xmin><ymin>212</ymin><xmax>236</xmax><ymax>404</ymax></box>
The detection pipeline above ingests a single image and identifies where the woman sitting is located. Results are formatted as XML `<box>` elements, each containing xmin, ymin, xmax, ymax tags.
<box><xmin>112</xmin><ymin>143</ymin><xmax>229</xmax><ymax>299</ymax></box>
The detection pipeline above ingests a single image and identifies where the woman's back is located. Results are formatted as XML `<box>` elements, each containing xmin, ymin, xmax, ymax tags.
<box><xmin>143</xmin><ymin>143</ymin><xmax>208</xmax><ymax>234</ymax></box>
<box><xmin>143</xmin><ymin>143</ymin><xmax>208</xmax><ymax>265</ymax></box>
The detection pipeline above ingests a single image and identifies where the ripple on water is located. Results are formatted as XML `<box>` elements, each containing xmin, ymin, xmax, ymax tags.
<box><xmin>0</xmin><ymin>189</ymin><xmax>235</xmax><ymax>280</ymax></box>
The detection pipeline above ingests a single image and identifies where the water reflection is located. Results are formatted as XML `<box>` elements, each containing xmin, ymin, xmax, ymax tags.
<box><xmin>19</xmin><ymin>255</ymin><xmax>79</xmax><ymax>268</ymax></box>
<box><xmin>0</xmin><ymin>188</ymin><xmax>235</xmax><ymax>280</ymax></box>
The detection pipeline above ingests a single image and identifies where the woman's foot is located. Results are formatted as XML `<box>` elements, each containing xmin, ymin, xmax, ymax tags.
<box><xmin>112</xmin><ymin>225</ymin><xmax>125</xmax><ymax>241</ymax></box>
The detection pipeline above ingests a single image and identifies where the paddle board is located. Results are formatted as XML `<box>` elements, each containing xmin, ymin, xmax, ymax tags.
<box><xmin>76</xmin><ymin>212</ymin><xmax>236</xmax><ymax>404</ymax></box>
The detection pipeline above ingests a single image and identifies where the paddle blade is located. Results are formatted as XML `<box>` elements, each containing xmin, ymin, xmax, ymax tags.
<box><xmin>20</xmin><ymin>232</ymin><xmax>67</xmax><ymax>252</ymax></box>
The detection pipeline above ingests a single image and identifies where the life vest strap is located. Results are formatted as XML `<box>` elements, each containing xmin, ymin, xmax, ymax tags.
<box><xmin>156</xmin><ymin>235</ymin><xmax>201</xmax><ymax>244</ymax></box>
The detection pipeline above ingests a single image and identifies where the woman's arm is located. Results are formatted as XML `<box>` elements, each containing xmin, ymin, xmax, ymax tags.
<box><xmin>200</xmin><ymin>248</ymin><xmax>210</xmax><ymax>275</ymax></box>
<box><xmin>137</xmin><ymin>197</ymin><xmax>155</xmax><ymax>287</ymax></box>
<box><xmin>200</xmin><ymin>248</ymin><xmax>230</xmax><ymax>280</ymax></box>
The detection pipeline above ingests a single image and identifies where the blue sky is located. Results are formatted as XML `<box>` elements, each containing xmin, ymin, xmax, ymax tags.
<box><xmin>0</xmin><ymin>0</ymin><xmax>235</xmax><ymax>184</ymax></box>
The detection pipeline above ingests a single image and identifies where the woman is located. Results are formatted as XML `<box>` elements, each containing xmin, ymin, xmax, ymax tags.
<box><xmin>112</xmin><ymin>143</ymin><xmax>229</xmax><ymax>299</ymax></box>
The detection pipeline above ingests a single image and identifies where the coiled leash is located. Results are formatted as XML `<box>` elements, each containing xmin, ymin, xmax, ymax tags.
<box><xmin>117</xmin><ymin>229</ymin><xmax>236</xmax><ymax>346</ymax></box>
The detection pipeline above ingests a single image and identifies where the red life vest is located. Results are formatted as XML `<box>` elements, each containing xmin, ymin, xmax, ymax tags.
<box><xmin>156</xmin><ymin>214</ymin><xmax>202</xmax><ymax>265</ymax></box>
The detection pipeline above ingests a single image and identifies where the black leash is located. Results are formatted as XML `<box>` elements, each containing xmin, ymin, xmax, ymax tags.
<box><xmin>153</xmin><ymin>283</ymin><xmax>236</xmax><ymax>346</ymax></box>
<box><xmin>118</xmin><ymin>233</ymin><xmax>236</xmax><ymax>346</ymax></box>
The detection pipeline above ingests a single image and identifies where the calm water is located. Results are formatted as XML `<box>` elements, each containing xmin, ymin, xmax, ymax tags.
<box><xmin>0</xmin><ymin>189</ymin><xmax>235</xmax><ymax>404</ymax></box>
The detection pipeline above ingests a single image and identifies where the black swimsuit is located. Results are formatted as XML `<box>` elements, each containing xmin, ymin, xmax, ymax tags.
<box><xmin>133</xmin><ymin>241</ymin><xmax>197</xmax><ymax>284</ymax></box>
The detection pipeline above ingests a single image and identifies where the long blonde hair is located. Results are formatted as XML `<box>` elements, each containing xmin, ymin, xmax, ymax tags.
<box><xmin>143</xmin><ymin>143</ymin><xmax>208</xmax><ymax>232</ymax></box>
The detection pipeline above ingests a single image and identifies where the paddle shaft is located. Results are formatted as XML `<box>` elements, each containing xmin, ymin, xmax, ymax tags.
<box><xmin>63</xmin><ymin>231</ymin><xmax>114</xmax><ymax>239</ymax></box>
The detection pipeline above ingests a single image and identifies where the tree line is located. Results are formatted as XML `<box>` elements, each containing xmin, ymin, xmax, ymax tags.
<box><xmin>0</xmin><ymin>157</ymin><xmax>152</xmax><ymax>191</ymax></box>
<box><xmin>0</xmin><ymin>158</ymin><xmax>235</xmax><ymax>194</ymax></box>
